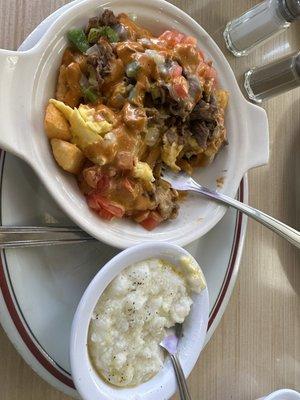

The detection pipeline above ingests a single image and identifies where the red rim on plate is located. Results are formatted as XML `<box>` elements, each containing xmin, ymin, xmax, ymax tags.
<box><xmin>0</xmin><ymin>150</ymin><xmax>244</xmax><ymax>389</ymax></box>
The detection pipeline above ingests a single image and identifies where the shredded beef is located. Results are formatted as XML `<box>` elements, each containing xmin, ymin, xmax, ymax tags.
<box><xmin>87</xmin><ymin>37</ymin><xmax>115</xmax><ymax>88</ymax></box>
<box><xmin>85</xmin><ymin>17</ymin><xmax>99</xmax><ymax>34</ymax></box>
<box><xmin>207</xmin><ymin>123</ymin><xmax>219</xmax><ymax>140</ymax></box>
<box><xmin>85</xmin><ymin>10</ymin><xmax>118</xmax><ymax>36</ymax></box>
<box><xmin>158</xmin><ymin>86</ymin><xmax>167</xmax><ymax>104</ymax></box>
<box><xmin>144</xmin><ymin>92</ymin><xmax>155</xmax><ymax>108</ymax></box>
<box><xmin>99</xmin><ymin>9</ymin><xmax>118</xmax><ymax>26</ymax></box>
<box><xmin>145</xmin><ymin>107</ymin><xmax>160</xmax><ymax>121</ymax></box>
<box><xmin>168</xmin><ymin>101</ymin><xmax>190</xmax><ymax>118</ymax></box>
<box><xmin>164</xmin><ymin>127</ymin><xmax>177</xmax><ymax>144</ymax></box>
<box><xmin>186</xmin><ymin>93</ymin><xmax>221</xmax><ymax>147</ymax></box>
<box><xmin>190</xmin><ymin>120</ymin><xmax>210</xmax><ymax>147</ymax></box>
<box><xmin>165</xmin><ymin>116</ymin><xmax>175</xmax><ymax>127</ymax></box>
<box><xmin>95</xmin><ymin>37</ymin><xmax>114</xmax><ymax>63</ymax></box>
<box><xmin>166</xmin><ymin>125</ymin><xmax>185</xmax><ymax>145</ymax></box>
<box><xmin>189</xmin><ymin>98</ymin><xmax>217</xmax><ymax>122</ymax></box>
<box><xmin>176</xmin><ymin>121</ymin><xmax>186</xmax><ymax>138</ymax></box>
<box><xmin>86</xmin><ymin>10</ymin><xmax>118</xmax><ymax>34</ymax></box>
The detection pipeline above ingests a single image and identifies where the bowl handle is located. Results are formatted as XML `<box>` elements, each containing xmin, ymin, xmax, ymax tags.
<box><xmin>0</xmin><ymin>49</ymin><xmax>38</xmax><ymax>161</ymax></box>
<box><xmin>243</xmin><ymin>101</ymin><xmax>269</xmax><ymax>171</ymax></box>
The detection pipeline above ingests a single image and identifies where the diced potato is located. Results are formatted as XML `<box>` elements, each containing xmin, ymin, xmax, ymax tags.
<box><xmin>51</xmin><ymin>139</ymin><xmax>85</xmax><ymax>174</ymax></box>
<box><xmin>44</xmin><ymin>103</ymin><xmax>71</xmax><ymax>141</ymax></box>
<box><xmin>62</xmin><ymin>48</ymin><xmax>87</xmax><ymax>73</ymax></box>
<box><xmin>115</xmin><ymin>42</ymin><xmax>144</xmax><ymax>65</ymax></box>
<box><xmin>103</xmin><ymin>58</ymin><xmax>124</xmax><ymax>86</ymax></box>
<box><xmin>115</xmin><ymin>151</ymin><xmax>134</xmax><ymax>170</ymax></box>
<box><xmin>107</xmin><ymin>82</ymin><xmax>127</xmax><ymax>109</ymax></box>
<box><xmin>56</xmin><ymin>62</ymin><xmax>82</xmax><ymax>108</ymax></box>
<box><xmin>123</xmin><ymin>102</ymin><xmax>147</xmax><ymax>132</ymax></box>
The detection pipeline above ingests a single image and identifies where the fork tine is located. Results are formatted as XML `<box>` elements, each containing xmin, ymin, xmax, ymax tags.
<box><xmin>161</xmin><ymin>168</ymin><xmax>192</xmax><ymax>191</ymax></box>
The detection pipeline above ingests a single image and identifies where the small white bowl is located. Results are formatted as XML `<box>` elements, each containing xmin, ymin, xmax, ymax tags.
<box><xmin>0</xmin><ymin>0</ymin><xmax>269</xmax><ymax>249</ymax></box>
<box><xmin>260</xmin><ymin>389</ymin><xmax>300</xmax><ymax>400</ymax></box>
<box><xmin>70</xmin><ymin>242</ymin><xmax>209</xmax><ymax>400</ymax></box>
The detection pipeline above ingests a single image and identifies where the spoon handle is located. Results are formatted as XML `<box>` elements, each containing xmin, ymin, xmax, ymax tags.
<box><xmin>190</xmin><ymin>180</ymin><xmax>300</xmax><ymax>249</ymax></box>
<box><xmin>170</xmin><ymin>354</ymin><xmax>192</xmax><ymax>400</ymax></box>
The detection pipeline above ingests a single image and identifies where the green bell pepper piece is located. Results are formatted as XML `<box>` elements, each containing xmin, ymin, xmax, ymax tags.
<box><xmin>67</xmin><ymin>28</ymin><xmax>90</xmax><ymax>53</ymax></box>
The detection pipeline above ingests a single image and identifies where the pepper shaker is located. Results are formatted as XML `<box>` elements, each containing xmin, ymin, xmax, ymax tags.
<box><xmin>244</xmin><ymin>51</ymin><xmax>300</xmax><ymax>102</ymax></box>
<box><xmin>223</xmin><ymin>0</ymin><xmax>300</xmax><ymax>57</ymax></box>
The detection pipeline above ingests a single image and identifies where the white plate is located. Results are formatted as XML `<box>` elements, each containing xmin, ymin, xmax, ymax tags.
<box><xmin>0</xmin><ymin>156</ymin><xmax>247</xmax><ymax>398</ymax></box>
<box><xmin>0</xmin><ymin>4</ymin><xmax>247</xmax><ymax>398</ymax></box>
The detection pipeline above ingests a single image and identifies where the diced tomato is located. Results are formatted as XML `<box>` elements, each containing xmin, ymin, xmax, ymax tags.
<box><xmin>159</xmin><ymin>30</ymin><xmax>198</xmax><ymax>49</ymax></box>
<box><xmin>86</xmin><ymin>193</ymin><xmax>125</xmax><ymax>219</ymax></box>
<box><xmin>134</xmin><ymin>210</ymin><xmax>150</xmax><ymax>223</ymax></box>
<box><xmin>171</xmin><ymin>76</ymin><xmax>189</xmax><ymax>100</ymax></box>
<box><xmin>97</xmin><ymin>196</ymin><xmax>125</xmax><ymax>218</ymax></box>
<box><xmin>123</xmin><ymin>178</ymin><xmax>135</xmax><ymax>194</ymax></box>
<box><xmin>96</xmin><ymin>174</ymin><xmax>110</xmax><ymax>193</ymax></box>
<box><xmin>169</xmin><ymin>63</ymin><xmax>183</xmax><ymax>78</ymax></box>
<box><xmin>181</xmin><ymin>36</ymin><xmax>197</xmax><ymax>47</ymax></box>
<box><xmin>205</xmin><ymin>65</ymin><xmax>217</xmax><ymax>81</ymax></box>
<box><xmin>197</xmin><ymin>61</ymin><xmax>217</xmax><ymax>83</ymax></box>
<box><xmin>83</xmin><ymin>167</ymin><xmax>100</xmax><ymax>189</ymax></box>
<box><xmin>87</xmin><ymin>192</ymin><xmax>101</xmax><ymax>210</ymax></box>
<box><xmin>98</xmin><ymin>208</ymin><xmax>115</xmax><ymax>221</ymax></box>
<box><xmin>159</xmin><ymin>30</ymin><xmax>185</xmax><ymax>47</ymax></box>
<box><xmin>83</xmin><ymin>168</ymin><xmax>111</xmax><ymax>192</ymax></box>
<box><xmin>140</xmin><ymin>211</ymin><xmax>163</xmax><ymax>231</ymax></box>
<box><xmin>173</xmin><ymin>82</ymin><xmax>188</xmax><ymax>99</ymax></box>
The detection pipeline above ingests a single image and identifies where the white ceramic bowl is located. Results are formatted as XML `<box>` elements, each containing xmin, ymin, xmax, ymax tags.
<box><xmin>0</xmin><ymin>0</ymin><xmax>269</xmax><ymax>248</ymax></box>
<box><xmin>259</xmin><ymin>389</ymin><xmax>300</xmax><ymax>400</ymax></box>
<box><xmin>70</xmin><ymin>242</ymin><xmax>209</xmax><ymax>400</ymax></box>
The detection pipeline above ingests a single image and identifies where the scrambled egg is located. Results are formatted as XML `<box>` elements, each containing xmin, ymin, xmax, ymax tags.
<box><xmin>133</xmin><ymin>161</ymin><xmax>155</xmax><ymax>182</ymax></box>
<box><xmin>49</xmin><ymin>99</ymin><xmax>112</xmax><ymax>150</ymax></box>
<box><xmin>162</xmin><ymin>142</ymin><xmax>183</xmax><ymax>172</ymax></box>
<box><xmin>180</xmin><ymin>256</ymin><xmax>206</xmax><ymax>293</ymax></box>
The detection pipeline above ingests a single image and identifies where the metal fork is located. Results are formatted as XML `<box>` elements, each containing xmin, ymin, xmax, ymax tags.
<box><xmin>1</xmin><ymin>171</ymin><xmax>299</xmax><ymax>249</ymax></box>
<box><xmin>160</xmin><ymin>324</ymin><xmax>192</xmax><ymax>400</ymax></box>
<box><xmin>162</xmin><ymin>170</ymin><xmax>300</xmax><ymax>249</ymax></box>
<box><xmin>0</xmin><ymin>226</ymin><xmax>94</xmax><ymax>248</ymax></box>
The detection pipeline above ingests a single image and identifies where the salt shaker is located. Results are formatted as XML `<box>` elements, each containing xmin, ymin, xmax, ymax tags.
<box><xmin>223</xmin><ymin>0</ymin><xmax>300</xmax><ymax>57</ymax></box>
<box><xmin>244</xmin><ymin>51</ymin><xmax>300</xmax><ymax>102</ymax></box>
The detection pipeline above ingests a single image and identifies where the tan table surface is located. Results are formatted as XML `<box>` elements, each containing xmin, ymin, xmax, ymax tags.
<box><xmin>0</xmin><ymin>1</ymin><xmax>299</xmax><ymax>399</ymax></box>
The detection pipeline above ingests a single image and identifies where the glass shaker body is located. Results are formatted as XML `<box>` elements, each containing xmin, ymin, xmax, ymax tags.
<box><xmin>223</xmin><ymin>0</ymin><xmax>290</xmax><ymax>56</ymax></box>
<box><xmin>244</xmin><ymin>51</ymin><xmax>300</xmax><ymax>102</ymax></box>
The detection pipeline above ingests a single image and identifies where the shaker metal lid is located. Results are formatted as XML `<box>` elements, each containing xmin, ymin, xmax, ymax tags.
<box><xmin>280</xmin><ymin>0</ymin><xmax>300</xmax><ymax>21</ymax></box>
